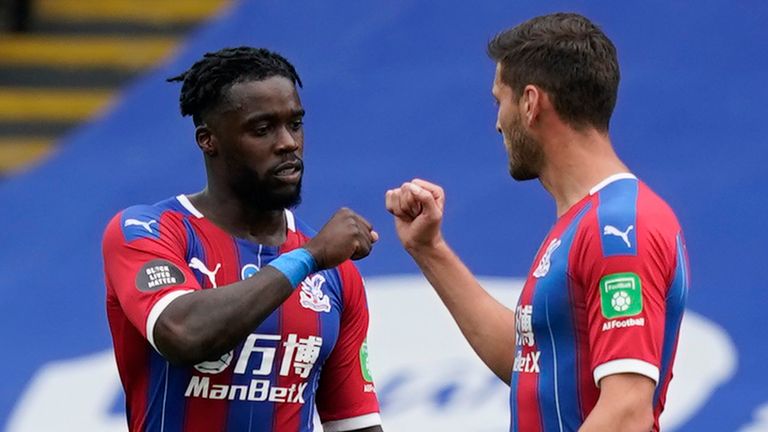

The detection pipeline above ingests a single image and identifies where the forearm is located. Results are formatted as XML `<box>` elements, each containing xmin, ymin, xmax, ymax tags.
<box><xmin>579</xmin><ymin>405</ymin><xmax>653</xmax><ymax>432</ymax></box>
<box><xmin>154</xmin><ymin>266</ymin><xmax>294</xmax><ymax>364</ymax></box>
<box><xmin>579</xmin><ymin>374</ymin><xmax>655</xmax><ymax>432</ymax></box>
<box><xmin>408</xmin><ymin>240</ymin><xmax>516</xmax><ymax>382</ymax></box>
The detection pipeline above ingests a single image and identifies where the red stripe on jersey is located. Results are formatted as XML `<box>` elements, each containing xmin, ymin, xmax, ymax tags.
<box><xmin>515</xmin><ymin>276</ymin><xmax>543</xmax><ymax>432</ymax></box>
<box><xmin>280</xmin><ymin>228</ymin><xmax>307</xmax><ymax>255</ymax></box>
<box><xmin>272</xmin><ymin>230</ymin><xmax>314</xmax><ymax>431</ymax></box>
<box><xmin>182</xmin><ymin>224</ymin><xmax>241</xmax><ymax>432</ymax></box>
<box><xmin>516</xmin><ymin>372</ymin><xmax>543</xmax><ymax>432</ymax></box>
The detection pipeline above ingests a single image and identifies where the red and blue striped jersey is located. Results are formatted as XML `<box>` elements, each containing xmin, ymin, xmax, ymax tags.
<box><xmin>510</xmin><ymin>174</ymin><xmax>689</xmax><ymax>432</ymax></box>
<box><xmin>103</xmin><ymin>195</ymin><xmax>381</xmax><ymax>432</ymax></box>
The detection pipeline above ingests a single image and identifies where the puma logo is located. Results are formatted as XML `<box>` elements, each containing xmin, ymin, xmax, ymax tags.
<box><xmin>603</xmin><ymin>225</ymin><xmax>634</xmax><ymax>248</ymax></box>
<box><xmin>189</xmin><ymin>257</ymin><xmax>221</xmax><ymax>288</ymax></box>
<box><xmin>124</xmin><ymin>218</ymin><xmax>158</xmax><ymax>233</ymax></box>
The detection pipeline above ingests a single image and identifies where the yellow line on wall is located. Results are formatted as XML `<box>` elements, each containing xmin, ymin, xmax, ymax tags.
<box><xmin>0</xmin><ymin>88</ymin><xmax>113</xmax><ymax>121</ymax></box>
<box><xmin>0</xmin><ymin>35</ymin><xmax>178</xmax><ymax>69</ymax></box>
<box><xmin>37</xmin><ymin>0</ymin><xmax>229</xmax><ymax>24</ymax></box>
<box><xmin>0</xmin><ymin>137</ymin><xmax>54</xmax><ymax>172</ymax></box>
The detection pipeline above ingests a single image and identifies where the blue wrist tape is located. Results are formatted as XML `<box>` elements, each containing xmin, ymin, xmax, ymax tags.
<box><xmin>267</xmin><ymin>248</ymin><xmax>318</xmax><ymax>287</ymax></box>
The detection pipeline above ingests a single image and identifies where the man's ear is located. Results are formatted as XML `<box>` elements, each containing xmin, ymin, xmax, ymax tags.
<box><xmin>521</xmin><ymin>84</ymin><xmax>542</xmax><ymax>127</ymax></box>
<box><xmin>195</xmin><ymin>125</ymin><xmax>217</xmax><ymax>157</ymax></box>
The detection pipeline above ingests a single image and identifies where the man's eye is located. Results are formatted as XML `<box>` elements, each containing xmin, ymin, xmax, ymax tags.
<box><xmin>290</xmin><ymin>120</ymin><xmax>304</xmax><ymax>131</ymax></box>
<box><xmin>253</xmin><ymin>126</ymin><xmax>270</xmax><ymax>136</ymax></box>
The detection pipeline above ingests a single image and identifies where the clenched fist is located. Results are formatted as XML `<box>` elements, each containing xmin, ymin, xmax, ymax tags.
<box><xmin>304</xmin><ymin>208</ymin><xmax>378</xmax><ymax>270</ymax></box>
<box><xmin>385</xmin><ymin>178</ymin><xmax>446</xmax><ymax>252</ymax></box>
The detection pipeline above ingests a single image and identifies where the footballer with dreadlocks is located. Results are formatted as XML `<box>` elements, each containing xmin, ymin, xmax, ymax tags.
<box><xmin>103</xmin><ymin>47</ymin><xmax>384</xmax><ymax>432</ymax></box>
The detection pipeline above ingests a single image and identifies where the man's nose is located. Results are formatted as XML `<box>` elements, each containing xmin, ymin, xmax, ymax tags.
<box><xmin>276</xmin><ymin>126</ymin><xmax>300</xmax><ymax>152</ymax></box>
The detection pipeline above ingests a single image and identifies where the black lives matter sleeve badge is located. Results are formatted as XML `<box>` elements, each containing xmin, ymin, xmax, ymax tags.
<box><xmin>136</xmin><ymin>259</ymin><xmax>186</xmax><ymax>292</ymax></box>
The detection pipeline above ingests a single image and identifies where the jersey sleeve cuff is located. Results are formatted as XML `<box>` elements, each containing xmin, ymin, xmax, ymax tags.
<box><xmin>593</xmin><ymin>358</ymin><xmax>659</xmax><ymax>387</ymax></box>
<box><xmin>322</xmin><ymin>412</ymin><xmax>382</xmax><ymax>432</ymax></box>
<box><xmin>146</xmin><ymin>290</ymin><xmax>194</xmax><ymax>352</ymax></box>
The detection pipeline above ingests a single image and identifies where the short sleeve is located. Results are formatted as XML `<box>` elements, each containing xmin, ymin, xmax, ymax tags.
<box><xmin>316</xmin><ymin>261</ymin><xmax>381</xmax><ymax>432</ymax></box>
<box><xmin>577</xmin><ymin>212</ymin><xmax>677</xmax><ymax>387</ymax></box>
<box><xmin>102</xmin><ymin>206</ymin><xmax>202</xmax><ymax>351</ymax></box>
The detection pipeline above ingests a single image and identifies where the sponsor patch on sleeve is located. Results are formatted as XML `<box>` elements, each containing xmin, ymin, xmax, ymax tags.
<box><xmin>599</xmin><ymin>272</ymin><xmax>643</xmax><ymax>319</ymax></box>
<box><xmin>360</xmin><ymin>339</ymin><xmax>374</xmax><ymax>385</ymax></box>
<box><xmin>135</xmin><ymin>259</ymin><xmax>186</xmax><ymax>292</ymax></box>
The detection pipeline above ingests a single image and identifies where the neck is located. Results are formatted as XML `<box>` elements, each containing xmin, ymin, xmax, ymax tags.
<box><xmin>537</xmin><ymin>126</ymin><xmax>629</xmax><ymax>217</ymax></box>
<box><xmin>189</xmin><ymin>177</ymin><xmax>287</xmax><ymax>246</ymax></box>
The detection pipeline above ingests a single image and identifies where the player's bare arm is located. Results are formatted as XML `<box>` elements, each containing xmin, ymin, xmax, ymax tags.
<box><xmin>578</xmin><ymin>373</ymin><xmax>655</xmax><ymax>432</ymax></box>
<box><xmin>154</xmin><ymin>208</ymin><xmax>378</xmax><ymax>365</ymax></box>
<box><xmin>386</xmin><ymin>179</ymin><xmax>516</xmax><ymax>382</ymax></box>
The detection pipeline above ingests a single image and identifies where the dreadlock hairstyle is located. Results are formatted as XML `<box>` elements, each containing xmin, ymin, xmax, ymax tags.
<box><xmin>167</xmin><ymin>46</ymin><xmax>303</xmax><ymax>126</ymax></box>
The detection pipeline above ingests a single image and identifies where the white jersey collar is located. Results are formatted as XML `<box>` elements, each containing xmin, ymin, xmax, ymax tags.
<box><xmin>176</xmin><ymin>194</ymin><xmax>204</xmax><ymax>218</ymax></box>
<box><xmin>589</xmin><ymin>173</ymin><xmax>637</xmax><ymax>196</ymax></box>
<box><xmin>175</xmin><ymin>194</ymin><xmax>296</xmax><ymax>232</ymax></box>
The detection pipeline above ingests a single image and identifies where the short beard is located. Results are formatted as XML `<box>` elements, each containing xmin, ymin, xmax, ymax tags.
<box><xmin>229</xmin><ymin>167</ymin><xmax>303</xmax><ymax>212</ymax></box>
<box><xmin>506</xmin><ymin>118</ymin><xmax>544</xmax><ymax>181</ymax></box>
<box><xmin>247</xmin><ymin>179</ymin><xmax>302</xmax><ymax>211</ymax></box>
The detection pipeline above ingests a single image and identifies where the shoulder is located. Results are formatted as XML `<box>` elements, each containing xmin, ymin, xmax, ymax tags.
<box><xmin>104</xmin><ymin>196</ymin><xmax>191</xmax><ymax>245</ymax></box>
<box><xmin>577</xmin><ymin>179</ymin><xmax>681</xmax><ymax>258</ymax></box>
<box><xmin>592</xmin><ymin>177</ymin><xmax>640</xmax><ymax>223</ymax></box>
<box><xmin>592</xmin><ymin>179</ymin><xmax>680</xmax><ymax>231</ymax></box>
<box><xmin>635</xmin><ymin>182</ymin><xmax>681</xmax><ymax>235</ymax></box>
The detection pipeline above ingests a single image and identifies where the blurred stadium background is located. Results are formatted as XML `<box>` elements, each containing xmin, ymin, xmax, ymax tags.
<box><xmin>0</xmin><ymin>1</ymin><xmax>766</xmax><ymax>431</ymax></box>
